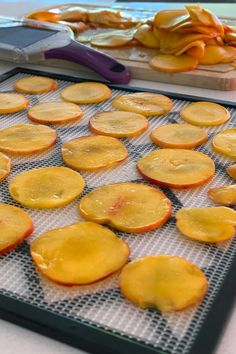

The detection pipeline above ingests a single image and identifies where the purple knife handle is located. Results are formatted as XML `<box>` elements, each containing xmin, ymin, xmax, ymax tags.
<box><xmin>45</xmin><ymin>40</ymin><xmax>131</xmax><ymax>84</ymax></box>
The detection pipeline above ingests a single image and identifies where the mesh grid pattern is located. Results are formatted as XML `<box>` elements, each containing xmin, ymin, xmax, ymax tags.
<box><xmin>0</xmin><ymin>71</ymin><xmax>235</xmax><ymax>354</ymax></box>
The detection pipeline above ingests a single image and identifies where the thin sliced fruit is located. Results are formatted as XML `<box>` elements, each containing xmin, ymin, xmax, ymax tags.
<box><xmin>9</xmin><ymin>166</ymin><xmax>85</xmax><ymax>209</ymax></box>
<box><xmin>79</xmin><ymin>182</ymin><xmax>171</xmax><ymax>233</ymax></box>
<box><xmin>134</xmin><ymin>24</ymin><xmax>160</xmax><ymax>48</ymax></box>
<box><xmin>0</xmin><ymin>124</ymin><xmax>56</xmax><ymax>155</ymax></box>
<box><xmin>14</xmin><ymin>76</ymin><xmax>58</xmax><ymax>94</ymax></box>
<box><xmin>61</xmin><ymin>82</ymin><xmax>111</xmax><ymax>104</ymax></box>
<box><xmin>149</xmin><ymin>53</ymin><xmax>198</xmax><ymax>73</ymax></box>
<box><xmin>220</xmin><ymin>46</ymin><xmax>236</xmax><ymax>63</ymax></box>
<box><xmin>30</xmin><ymin>221</ymin><xmax>129</xmax><ymax>285</ymax></box>
<box><xmin>62</xmin><ymin>135</ymin><xmax>128</xmax><ymax>171</ymax></box>
<box><xmin>154</xmin><ymin>10</ymin><xmax>188</xmax><ymax>31</ymax></box>
<box><xmin>227</xmin><ymin>164</ymin><xmax>236</xmax><ymax>179</ymax></box>
<box><xmin>137</xmin><ymin>149</ymin><xmax>215</xmax><ymax>189</ymax></box>
<box><xmin>112</xmin><ymin>92</ymin><xmax>173</xmax><ymax>117</ymax></box>
<box><xmin>208</xmin><ymin>185</ymin><xmax>236</xmax><ymax>205</ymax></box>
<box><xmin>0</xmin><ymin>152</ymin><xmax>10</xmax><ymax>182</ymax></box>
<box><xmin>0</xmin><ymin>203</ymin><xmax>34</xmax><ymax>254</ymax></box>
<box><xmin>89</xmin><ymin>110</ymin><xmax>148</xmax><ymax>138</ymax></box>
<box><xmin>91</xmin><ymin>29</ymin><xmax>134</xmax><ymax>47</ymax></box>
<box><xmin>212</xmin><ymin>128</ymin><xmax>236</xmax><ymax>159</ymax></box>
<box><xmin>199</xmin><ymin>45</ymin><xmax>227</xmax><ymax>65</ymax></box>
<box><xmin>0</xmin><ymin>93</ymin><xmax>28</xmax><ymax>114</ymax></box>
<box><xmin>119</xmin><ymin>255</ymin><xmax>207</xmax><ymax>312</ymax></box>
<box><xmin>150</xmin><ymin>123</ymin><xmax>208</xmax><ymax>149</ymax></box>
<box><xmin>180</xmin><ymin>102</ymin><xmax>230</xmax><ymax>126</ymax></box>
<box><xmin>28</xmin><ymin>102</ymin><xmax>83</xmax><ymax>125</ymax></box>
<box><xmin>176</xmin><ymin>207</ymin><xmax>236</xmax><ymax>242</ymax></box>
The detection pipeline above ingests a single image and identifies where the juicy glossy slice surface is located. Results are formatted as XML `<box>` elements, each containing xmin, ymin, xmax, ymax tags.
<box><xmin>61</xmin><ymin>82</ymin><xmax>111</xmax><ymax>104</ymax></box>
<box><xmin>112</xmin><ymin>92</ymin><xmax>173</xmax><ymax>117</ymax></box>
<box><xmin>89</xmin><ymin>110</ymin><xmax>148</xmax><ymax>138</ymax></box>
<box><xmin>119</xmin><ymin>255</ymin><xmax>208</xmax><ymax>312</ymax></box>
<box><xmin>31</xmin><ymin>221</ymin><xmax>129</xmax><ymax>285</ymax></box>
<box><xmin>62</xmin><ymin>135</ymin><xmax>128</xmax><ymax>171</ymax></box>
<box><xmin>14</xmin><ymin>76</ymin><xmax>58</xmax><ymax>94</ymax></box>
<box><xmin>0</xmin><ymin>93</ymin><xmax>28</xmax><ymax>114</ymax></box>
<box><xmin>9</xmin><ymin>166</ymin><xmax>85</xmax><ymax>208</ymax></box>
<box><xmin>0</xmin><ymin>124</ymin><xmax>56</xmax><ymax>155</ymax></box>
<box><xmin>137</xmin><ymin>149</ymin><xmax>215</xmax><ymax>189</ymax></box>
<box><xmin>176</xmin><ymin>207</ymin><xmax>236</xmax><ymax>242</ymax></box>
<box><xmin>79</xmin><ymin>182</ymin><xmax>171</xmax><ymax>232</ymax></box>
<box><xmin>208</xmin><ymin>185</ymin><xmax>236</xmax><ymax>205</ymax></box>
<box><xmin>151</xmin><ymin>123</ymin><xmax>208</xmax><ymax>148</ymax></box>
<box><xmin>91</xmin><ymin>29</ymin><xmax>134</xmax><ymax>47</ymax></box>
<box><xmin>0</xmin><ymin>152</ymin><xmax>10</xmax><ymax>182</ymax></box>
<box><xmin>0</xmin><ymin>203</ymin><xmax>34</xmax><ymax>254</ymax></box>
<box><xmin>149</xmin><ymin>53</ymin><xmax>198</xmax><ymax>73</ymax></box>
<box><xmin>212</xmin><ymin>128</ymin><xmax>236</xmax><ymax>159</ymax></box>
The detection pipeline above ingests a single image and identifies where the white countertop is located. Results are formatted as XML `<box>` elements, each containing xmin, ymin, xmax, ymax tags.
<box><xmin>0</xmin><ymin>2</ymin><xmax>236</xmax><ymax>354</ymax></box>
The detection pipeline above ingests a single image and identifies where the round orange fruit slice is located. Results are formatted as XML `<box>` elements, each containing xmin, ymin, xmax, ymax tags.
<box><xmin>30</xmin><ymin>221</ymin><xmax>130</xmax><ymax>285</ymax></box>
<box><xmin>212</xmin><ymin>128</ymin><xmax>236</xmax><ymax>159</ymax></box>
<box><xmin>9</xmin><ymin>166</ymin><xmax>85</xmax><ymax>208</ymax></box>
<box><xmin>227</xmin><ymin>164</ymin><xmax>236</xmax><ymax>179</ymax></box>
<box><xmin>0</xmin><ymin>203</ymin><xmax>34</xmax><ymax>254</ymax></box>
<box><xmin>79</xmin><ymin>182</ymin><xmax>171</xmax><ymax>232</ymax></box>
<box><xmin>176</xmin><ymin>207</ymin><xmax>236</xmax><ymax>243</ymax></box>
<box><xmin>137</xmin><ymin>149</ymin><xmax>215</xmax><ymax>189</ymax></box>
<box><xmin>149</xmin><ymin>53</ymin><xmax>198</xmax><ymax>73</ymax></box>
<box><xmin>14</xmin><ymin>76</ymin><xmax>58</xmax><ymax>94</ymax></box>
<box><xmin>150</xmin><ymin>123</ymin><xmax>208</xmax><ymax>148</ymax></box>
<box><xmin>62</xmin><ymin>135</ymin><xmax>128</xmax><ymax>171</ymax></box>
<box><xmin>89</xmin><ymin>110</ymin><xmax>148</xmax><ymax>138</ymax></box>
<box><xmin>61</xmin><ymin>82</ymin><xmax>111</xmax><ymax>104</ymax></box>
<box><xmin>0</xmin><ymin>93</ymin><xmax>28</xmax><ymax>114</ymax></box>
<box><xmin>28</xmin><ymin>102</ymin><xmax>83</xmax><ymax>125</ymax></box>
<box><xmin>0</xmin><ymin>152</ymin><xmax>10</xmax><ymax>182</ymax></box>
<box><xmin>208</xmin><ymin>185</ymin><xmax>236</xmax><ymax>206</ymax></box>
<box><xmin>180</xmin><ymin>102</ymin><xmax>230</xmax><ymax>126</ymax></box>
<box><xmin>112</xmin><ymin>92</ymin><xmax>173</xmax><ymax>117</ymax></box>
<box><xmin>0</xmin><ymin>124</ymin><xmax>56</xmax><ymax>155</ymax></box>
<box><xmin>119</xmin><ymin>255</ymin><xmax>208</xmax><ymax>312</ymax></box>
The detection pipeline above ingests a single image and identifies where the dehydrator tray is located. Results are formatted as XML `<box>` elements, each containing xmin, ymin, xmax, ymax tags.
<box><xmin>0</xmin><ymin>67</ymin><xmax>236</xmax><ymax>354</ymax></box>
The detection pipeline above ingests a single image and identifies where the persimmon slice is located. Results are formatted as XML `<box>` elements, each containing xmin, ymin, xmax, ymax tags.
<box><xmin>30</xmin><ymin>221</ymin><xmax>129</xmax><ymax>285</ymax></box>
<box><xmin>208</xmin><ymin>185</ymin><xmax>236</xmax><ymax>205</ymax></box>
<box><xmin>9</xmin><ymin>166</ymin><xmax>85</xmax><ymax>208</ymax></box>
<box><xmin>227</xmin><ymin>164</ymin><xmax>236</xmax><ymax>179</ymax></box>
<box><xmin>137</xmin><ymin>149</ymin><xmax>215</xmax><ymax>189</ymax></box>
<box><xmin>61</xmin><ymin>82</ymin><xmax>111</xmax><ymax>104</ymax></box>
<box><xmin>151</xmin><ymin>123</ymin><xmax>208</xmax><ymax>148</ymax></box>
<box><xmin>0</xmin><ymin>203</ymin><xmax>34</xmax><ymax>254</ymax></box>
<box><xmin>89</xmin><ymin>111</ymin><xmax>148</xmax><ymax>138</ymax></box>
<box><xmin>28</xmin><ymin>102</ymin><xmax>83</xmax><ymax>124</ymax></box>
<box><xmin>180</xmin><ymin>102</ymin><xmax>230</xmax><ymax>126</ymax></box>
<box><xmin>176</xmin><ymin>207</ymin><xmax>236</xmax><ymax>242</ymax></box>
<box><xmin>134</xmin><ymin>24</ymin><xmax>160</xmax><ymax>48</ymax></box>
<box><xmin>91</xmin><ymin>29</ymin><xmax>134</xmax><ymax>47</ymax></box>
<box><xmin>199</xmin><ymin>45</ymin><xmax>229</xmax><ymax>65</ymax></box>
<box><xmin>0</xmin><ymin>152</ymin><xmax>10</xmax><ymax>182</ymax></box>
<box><xmin>0</xmin><ymin>124</ymin><xmax>56</xmax><ymax>155</ymax></box>
<box><xmin>62</xmin><ymin>135</ymin><xmax>128</xmax><ymax>171</ymax></box>
<box><xmin>212</xmin><ymin>128</ymin><xmax>236</xmax><ymax>159</ymax></box>
<box><xmin>14</xmin><ymin>76</ymin><xmax>58</xmax><ymax>94</ymax></box>
<box><xmin>0</xmin><ymin>93</ymin><xmax>28</xmax><ymax>114</ymax></box>
<box><xmin>79</xmin><ymin>182</ymin><xmax>171</xmax><ymax>232</ymax></box>
<box><xmin>149</xmin><ymin>53</ymin><xmax>198</xmax><ymax>73</ymax></box>
<box><xmin>119</xmin><ymin>255</ymin><xmax>208</xmax><ymax>312</ymax></box>
<box><xmin>112</xmin><ymin>92</ymin><xmax>173</xmax><ymax>117</ymax></box>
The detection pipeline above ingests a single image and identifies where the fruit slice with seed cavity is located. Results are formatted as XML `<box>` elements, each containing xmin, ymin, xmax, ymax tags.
<box><xmin>0</xmin><ymin>93</ymin><xmax>28</xmax><ymax>114</ymax></box>
<box><xmin>119</xmin><ymin>255</ymin><xmax>208</xmax><ymax>312</ymax></box>
<box><xmin>0</xmin><ymin>152</ymin><xmax>10</xmax><ymax>182</ymax></box>
<box><xmin>208</xmin><ymin>185</ymin><xmax>236</xmax><ymax>205</ymax></box>
<box><xmin>9</xmin><ymin>166</ymin><xmax>85</xmax><ymax>208</ymax></box>
<box><xmin>79</xmin><ymin>182</ymin><xmax>171</xmax><ymax>232</ymax></box>
<box><xmin>149</xmin><ymin>53</ymin><xmax>198</xmax><ymax>73</ymax></box>
<box><xmin>176</xmin><ymin>207</ymin><xmax>236</xmax><ymax>242</ymax></box>
<box><xmin>0</xmin><ymin>203</ymin><xmax>34</xmax><ymax>254</ymax></box>
<box><xmin>89</xmin><ymin>110</ymin><xmax>148</xmax><ymax>138</ymax></box>
<box><xmin>14</xmin><ymin>76</ymin><xmax>58</xmax><ymax>94</ymax></box>
<box><xmin>62</xmin><ymin>135</ymin><xmax>128</xmax><ymax>171</ymax></box>
<box><xmin>151</xmin><ymin>123</ymin><xmax>208</xmax><ymax>148</ymax></box>
<box><xmin>0</xmin><ymin>124</ymin><xmax>56</xmax><ymax>155</ymax></box>
<box><xmin>180</xmin><ymin>102</ymin><xmax>230</xmax><ymax>126</ymax></box>
<box><xmin>112</xmin><ymin>92</ymin><xmax>173</xmax><ymax>117</ymax></box>
<box><xmin>61</xmin><ymin>82</ymin><xmax>111</xmax><ymax>104</ymax></box>
<box><xmin>212</xmin><ymin>128</ymin><xmax>236</xmax><ymax>159</ymax></box>
<box><xmin>137</xmin><ymin>148</ymin><xmax>215</xmax><ymax>189</ymax></box>
<box><xmin>227</xmin><ymin>164</ymin><xmax>236</xmax><ymax>179</ymax></box>
<box><xmin>28</xmin><ymin>102</ymin><xmax>83</xmax><ymax>124</ymax></box>
<box><xmin>30</xmin><ymin>221</ymin><xmax>129</xmax><ymax>285</ymax></box>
